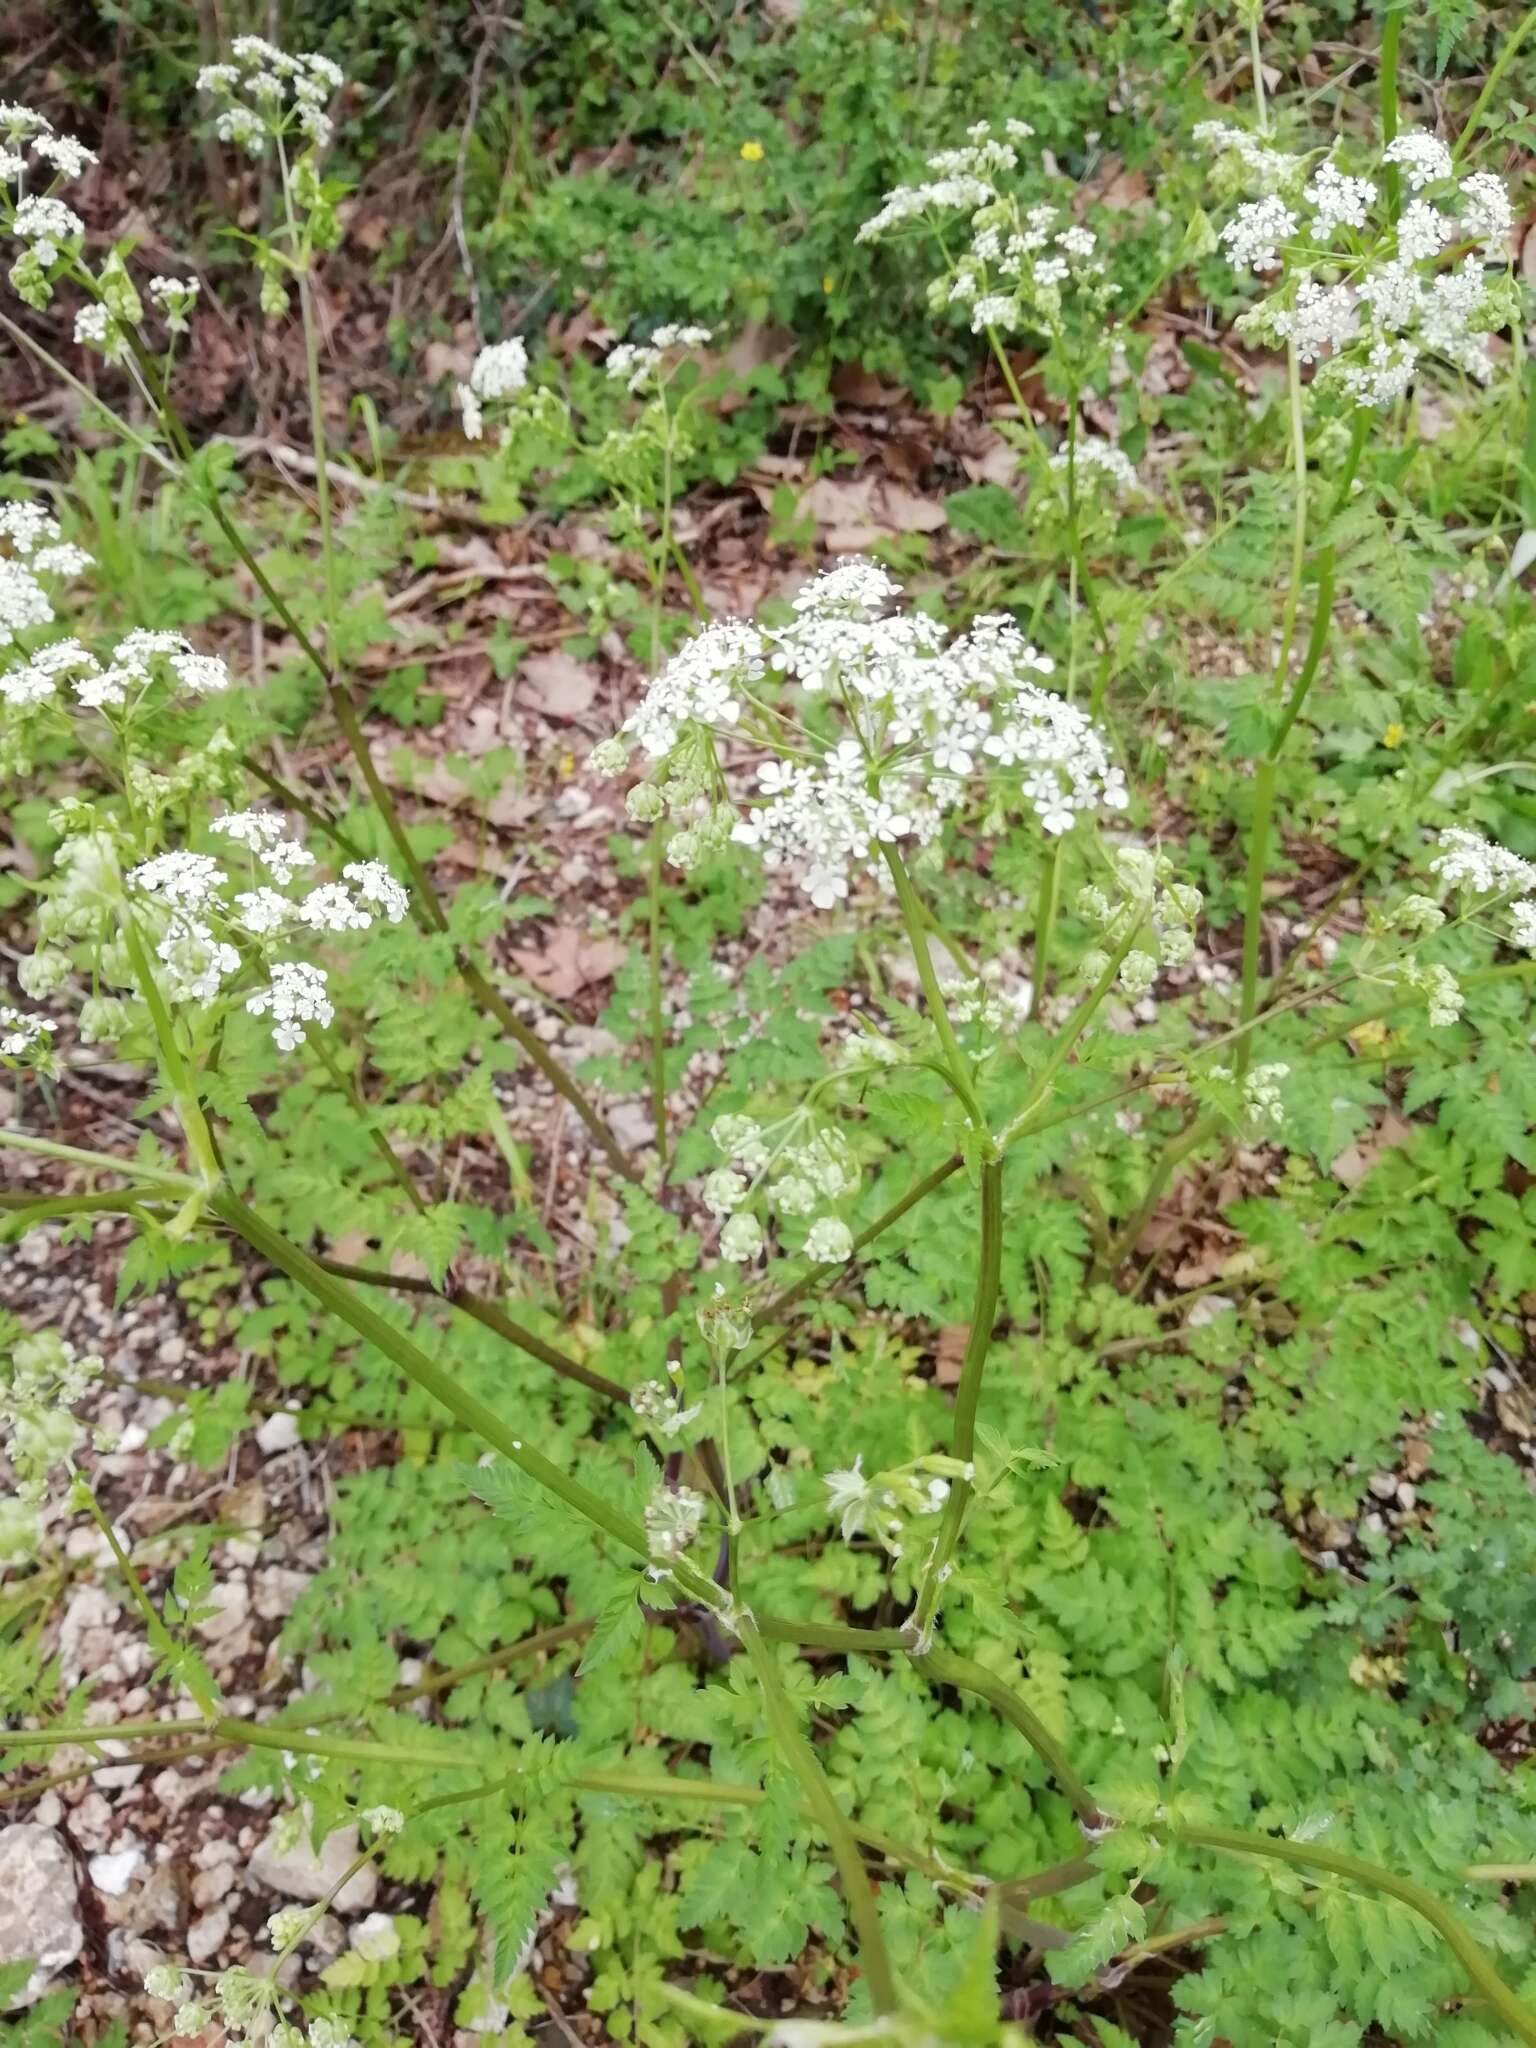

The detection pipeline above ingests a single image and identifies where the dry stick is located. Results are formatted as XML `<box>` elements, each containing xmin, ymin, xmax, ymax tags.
<box><xmin>121</xmin><ymin>336</ymin><xmax>637</xmax><ymax>1184</ymax></box>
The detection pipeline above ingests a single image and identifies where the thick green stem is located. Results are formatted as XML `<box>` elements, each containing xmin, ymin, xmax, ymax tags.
<box><xmin>914</xmin><ymin>1649</ymin><xmax>1100</xmax><ymax>1823</ymax></box>
<box><xmin>648</xmin><ymin>826</ymin><xmax>669</xmax><ymax>1174</ymax></box>
<box><xmin>1178</xmin><ymin>1826</ymin><xmax>1536</xmax><ymax>2046</ymax></box>
<box><xmin>310</xmin><ymin>1254</ymin><xmax>628</xmax><ymax>1404</ymax></box>
<box><xmin>909</xmin><ymin>1158</ymin><xmax>1003</xmax><ymax>1642</ymax></box>
<box><xmin>210</xmin><ymin>1187</ymin><xmax>671</xmax><ymax>1571</ymax></box>
<box><xmin>737</xmin><ymin>1617</ymin><xmax>899</xmax><ymax>2014</ymax></box>
<box><xmin>1029</xmin><ymin>843</ymin><xmax>1061</xmax><ymax>1022</ymax></box>
<box><xmin>882</xmin><ymin>846</ymin><xmax>985</xmax><ymax>1129</ymax></box>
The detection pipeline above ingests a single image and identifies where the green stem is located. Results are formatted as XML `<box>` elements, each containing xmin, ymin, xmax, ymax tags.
<box><xmin>737</xmin><ymin>1616</ymin><xmax>899</xmax><ymax>2014</ymax></box>
<box><xmin>882</xmin><ymin>846</ymin><xmax>986</xmax><ymax>1129</ymax></box>
<box><xmin>1178</xmin><ymin>1826</ymin><xmax>1536</xmax><ymax>2047</ymax></box>
<box><xmin>310</xmin><ymin>1254</ymin><xmax>628</xmax><ymax>1404</ymax></box>
<box><xmin>311</xmin><ymin>1034</ymin><xmax>428</xmax><ymax>1215</ymax></box>
<box><xmin>1029</xmin><ymin>842</ymin><xmax>1061</xmax><ymax>1022</ymax></box>
<box><xmin>1454</xmin><ymin>3</ymin><xmax>1536</xmax><ymax>167</ymax></box>
<box><xmin>209</xmin><ymin>1186</ymin><xmax>699</xmax><ymax>1580</ymax></box>
<box><xmin>914</xmin><ymin>1648</ymin><xmax>1100</xmax><ymax>1823</ymax></box>
<box><xmin>1236</xmin><ymin>403</ymin><xmax>1367</xmax><ymax>1073</ymax></box>
<box><xmin>1380</xmin><ymin>5</ymin><xmax>1404</xmax><ymax>214</ymax></box>
<box><xmin>0</xmin><ymin>1134</ymin><xmax>193</xmax><ymax>1187</ymax></box>
<box><xmin>648</xmin><ymin>825</ymin><xmax>669</xmax><ymax>1174</ymax></box>
<box><xmin>1248</xmin><ymin>6</ymin><xmax>1268</xmax><ymax>126</ymax></box>
<box><xmin>909</xmin><ymin>1157</ymin><xmax>1002</xmax><ymax>1642</ymax></box>
<box><xmin>79</xmin><ymin>1489</ymin><xmax>218</xmax><ymax>1722</ymax></box>
<box><xmin>1098</xmin><ymin>1113</ymin><xmax>1220</xmax><ymax>1275</ymax></box>
<box><xmin>294</xmin><ymin>268</ymin><xmax>340</xmax><ymax>657</ymax></box>
<box><xmin>120</xmin><ymin>914</ymin><xmax>220</xmax><ymax>1186</ymax></box>
<box><xmin>1238</xmin><ymin>546</ymin><xmax>1338</xmax><ymax>1072</ymax></box>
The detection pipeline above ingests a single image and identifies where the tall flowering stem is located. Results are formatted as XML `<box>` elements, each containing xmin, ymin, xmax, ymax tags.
<box><xmin>907</xmin><ymin>1157</ymin><xmax>1002</xmax><ymax>1644</ymax></box>
<box><xmin>736</xmin><ymin>1616</ymin><xmax>899</xmax><ymax>2013</ymax></box>
<box><xmin>1236</xmin><ymin>413</ymin><xmax>1369</xmax><ymax>1068</ymax></box>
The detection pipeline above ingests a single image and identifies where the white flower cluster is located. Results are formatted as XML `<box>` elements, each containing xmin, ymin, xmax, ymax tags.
<box><xmin>705</xmin><ymin>1110</ymin><xmax>858</xmax><ymax>1267</ymax></box>
<box><xmin>456</xmin><ymin>336</ymin><xmax>529</xmax><ymax>440</ymax></box>
<box><xmin>4</xmin><ymin>623</ymin><xmax>231</xmax><ymax>717</ymax></box>
<box><xmin>1206</xmin><ymin>1058</ymin><xmax>1289</xmax><ymax>1131</ymax></box>
<box><xmin>1076</xmin><ymin>847</ymin><xmax>1203</xmax><ymax>1000</ymax></box>
<box><xmin>196</xmin><ymin>38</ymin><xmax>344</xmax><ymax>155</ymax></box>
<box><xmin>606</xmin><ymin>323</ymin><xmax>714</xmax><ymax>394</ymax></box>
<box><xmin>1429</xmin><ymin>827</ymin><xmax>1536</xmax><ymax>954</ymax></box>
<box><xmin>0</xmin><ymin>1330</ymin><xmax>104</xmax><ymax>1562</ymax></box>
<box><xmin>1051</xmin><ymin>437</ymin><xmax>1140</xmax><ymax>497</ymax></box>
<box><xmin>644</xmin><ymin>1482</ymin><xmax>708</xmax><ymax>1561</ymax></box>
<box><xmin>823</xmin><ymin>1452</ymin><xmax>970</xmax><ymax>1560</ymax></box>
<box><xmin>0</xmin><ymin>499</ymin><xmax>92</xmax><ymax>651</ymax></box>
<box><xmin>0</xmin><ymin>103</ymin><xmax>94</xmax><ymax>309</ymax></box>
<box><xmin>142</xmin><ymin>1960</ymin><xmax>356</xmax><ymax>2048</ymax></box>
<box><xmin>631</xmin><ymin>1358</ymin><xmax>703</xmax><ymax>1440</ymax></box>
<box><xmin>592</xmin><ymin>561</ymin><xmax>1127</xmax><ymax>910</ymax></box>
<box><xmin>1196</xmin><ymin>122</ymin><xmax>1515</xmax><ymax>403</ymax></box>
<box><xmin>117</xmin><ymin>819</ymin><xmax>407</xmax><ymax>1049</ymax></box>
<box><xmin>941</xmin><ymin>965</ymin><xmax>1032</xmax><ymax>1035</ymax></box>
<box><xmin>858</xmin><ymin>121</ymin><xmax>1112</xmax><ymax>339</ymax></box>
<box><xmin>0</xmin><ymin>1003</ymin><xmax>56</xmax><ymax>1068</ymax></box>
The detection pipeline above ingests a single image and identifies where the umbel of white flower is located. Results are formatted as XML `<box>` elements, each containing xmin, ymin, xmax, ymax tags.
<box><xmin>196</xmin><ymin>38</ymin><xmax>345</xmax><ymax>155</ymax></box>
<box><xmin>1194</xmin><ymin>122</ymin><xmax>1516</xmax><ymax>405</ymax></box>
<box><xmin>590</xmin><ymin>558</ymin><xmax>1127</xmax><ymax>912</ymax></box>
<box><xmin>121</xmin><ymin>821</ymin><xmax>409</xmax><ymax>1051</ymax></box>
<box><xmin>856</xmin><ymin>120</ymin><xmax>1113</xmax><ymax>342</ymax></box>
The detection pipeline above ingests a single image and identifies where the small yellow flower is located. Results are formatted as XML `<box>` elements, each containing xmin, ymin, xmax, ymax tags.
<box><xmin>739</xmin><ymin>140</ymin><xmax>765</xmax><ymax>163</ymax></box>
<box><xmin>823</xmin><ymin>275</ymin><xmax>836</xmax><ymax>295</ymax></box>
<box><xmin>1382</xmin><ymin>722</ymin><xmax>1404</xmax><ymax>749</ymax></box>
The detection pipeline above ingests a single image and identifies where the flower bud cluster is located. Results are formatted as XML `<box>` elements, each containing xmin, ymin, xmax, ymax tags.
<box><xmin>1195</xmin><ymin>123</ymin><xmax>1515</xmax><ymax>404</ymax></box>
<box><xmin>1076</xmin><ymin>848</ymin><xmax>1203</xmax><ymax>1000</ymax></box>
<box><xmin>706</xmin><ymin>1110</ymin><xmax>859</xmax><ymax>1267</ymax></box>
<box><xmin>0</xmin><ymin>1329</ymin><xmax>105</xmax><ymax>1561</ymax></box>
<box><xmin>631</xmin><ymin>1358</ymin><xmax>703</xmax><ymax>1440</ymax></box>
<box><xmin>644</xmin><ymin>1481</ymin><xmax>708</xmax><ymax>1561</ymax></box>
<box><xmin>141</xmin><ymin>1958</ymin><xmax>357</xmax><ymax>2048</ymax></box>
<box><xmin>1203</xmin><ymin>1059</ymin><xmax>1290</xmax><ymax>1133</ymax></box>
<box><xmin>822</xmin><ymin>1452</ymin><xmax>973</xmax><ymax>1560</ymax></box>
<box><xmin>591</xmin><ymin>560</ymin><xmax>1128</xmax><ymax>909</ymax></box>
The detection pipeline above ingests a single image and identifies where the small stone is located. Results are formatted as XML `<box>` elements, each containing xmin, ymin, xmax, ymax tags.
<box><xmin>253</xmin><ymin>1567</ymin><xmax>311</xmax><ymax>1623</ymax></box>
<box><xmin>196</xmin><ymin>1577</ymin><xmax>250</xmax><ymax>1645</ymax></box>
<box><xmin>191</xmin><ymin>1863</ymin><xmax>237</xmax><ymax>1909</ymax></box>
<box><xmin>89</xmin><ymin>1843</ymin><xmax>143</xmax><ymax>1896</ymax></box>
<box><xmin>249</xmin><ymin>1815</ymin><xmax>377</xmax><ymax>1912</ymax></box>
<box><xmin>120</xmin><ymin>1858</ymin><xmax>185</xmax><ymax>1937</ymax></box>
<box><xmin>255</xmin><ymin>1412</ymin><xmax>301</xmax><ymax>1455</ymax></box>
<box><xmin>0</xmin><ymin>1826</ymin><xmax>83</xmax><ymax>2008</ymax></box>
<box><xmin>186</xmin><ymin>1905</ymin><xmax>230</xmax><ymax>1964</ymax></box>
<box><xmin>1367</xmin><ymin>1471</ymin><xmax>1398</xmax><ymax>1502</ymax></box>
